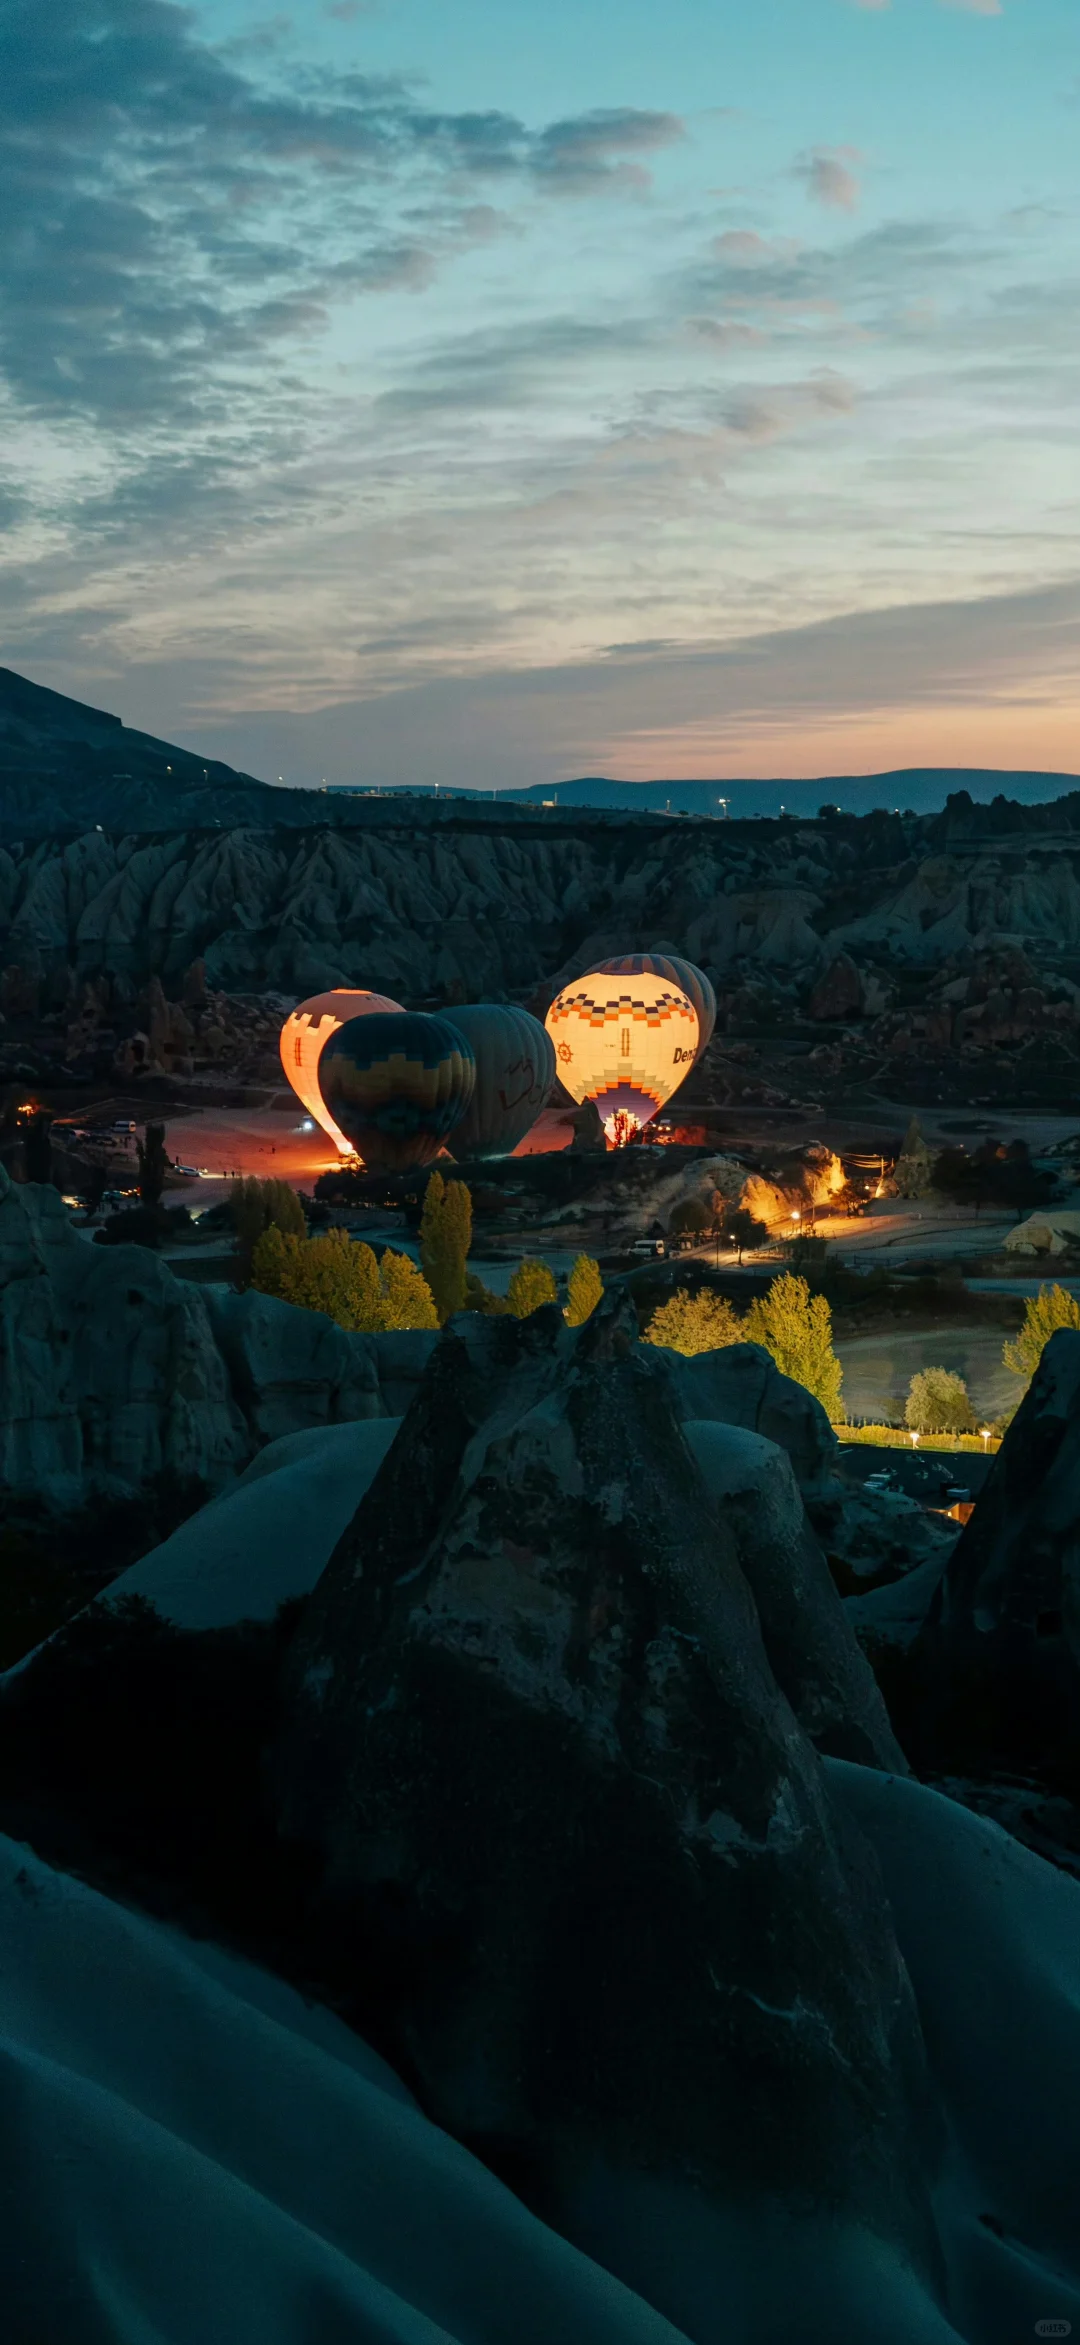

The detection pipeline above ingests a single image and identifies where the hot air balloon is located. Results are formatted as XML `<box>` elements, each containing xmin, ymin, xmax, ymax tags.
<box><xmin>545</xmin><ymin>972</ymin><xmax>699</xmax><ymax>1145</ymax></box>
<box><xmin>442</xmin><ymin>1004</ymin><xmax>556</xmax><ymax>1160</ymax></box>
<box><xmin>318</xmin><ymin>1012</ymin><xmax>475</xmax><ymax>1173</ymax></box>
<box><xmin>280</xmin><ymin>989</ymin><xmax>404</xmax><ymax>1156</ymax></box>
<box><xmin>594</xmin><ymin>954</ymin><xmax>716</xmax><ymax>1062</ymax></box>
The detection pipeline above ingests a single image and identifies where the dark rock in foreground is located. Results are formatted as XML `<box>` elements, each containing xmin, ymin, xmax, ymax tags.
<box><xmin>276</xmin><ymin>1300</ymin><xmax>942</xmax><ymax>2295</ymax></box>
<box><xmin>909</xmin><ymin>1328</ymin><xmax>1080</xmax><ymax>1799</ymax></box>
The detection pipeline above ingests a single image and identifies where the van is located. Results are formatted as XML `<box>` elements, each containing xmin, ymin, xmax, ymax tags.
<box><xmin>630</xmin><ymin>1237</ymin><xmax>667</xmax><ymax>1261</ymax></box>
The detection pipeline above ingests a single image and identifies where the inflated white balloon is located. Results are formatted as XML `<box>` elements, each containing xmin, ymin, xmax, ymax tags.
<box><xmin>545</xmin><ymin>971</ymin><xmax>699</xmax><ymax>1143</ymax></box>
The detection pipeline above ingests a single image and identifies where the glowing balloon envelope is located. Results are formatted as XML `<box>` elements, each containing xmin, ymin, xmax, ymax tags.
<box><xmin>442</xmin><ymin>1004</ymin><xmax>556</xmax><ymax>1160</ymax></box>
<box><xmin>594</xmin><ymin>954</ymin><xmax>716</xmax><ymax>1062</ymax></box>
<box><xmin>545</xmin><ymin>972</ymin><xmax>699</xmax><ymax>1144</ymax></box>
<box><xmin>280</xmin><ymin>989</ymin><xmax>404</xmax><ymax>1155</ymax></box>
<box><xmin>318</xmin><ymin>1011</ymin><xmax>475</xmax><ymax>1172</ymax></box>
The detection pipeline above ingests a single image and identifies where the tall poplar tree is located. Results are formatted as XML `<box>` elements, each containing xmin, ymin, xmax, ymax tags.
<box><xmin>419</xmin><ymin>1170</ymin><xmax>473</xmax><ymax>1325</ymax></box>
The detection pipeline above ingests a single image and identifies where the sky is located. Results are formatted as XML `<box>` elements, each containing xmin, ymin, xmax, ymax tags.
<box><xmin>0</xmin><ymin>0</ymin><xmax>1077</xmax><ymax>790</ymax></box>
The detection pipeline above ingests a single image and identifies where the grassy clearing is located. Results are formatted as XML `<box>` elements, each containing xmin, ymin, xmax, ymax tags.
<box><xmin>838</xmin><ymin>1425</ymin><xmax>1001</xmax><ymax>1453</ymax></box>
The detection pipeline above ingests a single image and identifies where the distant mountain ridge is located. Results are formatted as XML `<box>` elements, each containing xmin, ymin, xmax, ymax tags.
<box><xmin>2</xmin><ymin>662</ymin><xmax>1079</xmax><ymax>836</ymax></box>
<box><xmin>507</xmin><ymin>769</ymin><xmax>1080</xmax><ymax>820</ymax></box>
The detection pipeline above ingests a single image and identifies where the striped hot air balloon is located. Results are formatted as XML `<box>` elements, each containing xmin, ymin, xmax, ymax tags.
<box><xmin>318</xmin><ymin>1012</ymin><xmax>475</xmax><ymax>1172</ymax></box>
<box><xmin>545</xmin><ymin>971</ymin><xmax>699</xmax><ymax>1145</ymax></box>
<box><xmin>279</xmin><ymin>989</ymin><xmax>404</xmax><ymax>1155</ymax></box>
<box><xmin>594</xmin><ymin>955</ymin><xmax>716</xmax><ymax>1062</ymax></box>
<box><xmin>443</xmin><ymin>1004</ymin><xmax>556</xmax><ymax>1159</ymax></box>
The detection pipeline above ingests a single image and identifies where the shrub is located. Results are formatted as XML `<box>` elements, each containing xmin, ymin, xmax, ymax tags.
<box><xmin>420</xmin><ymin>1171</ymin><xmax>473</xmax><ymax>1324</ymax></box>
<box><xmin>1003</xmin><ymin>1283</ymin><xmax>1080</xmax><ymax>1383</ymax></box>
<box><xmin>464</xmin><ymin>1270</ymin><xmax>512</xmax><ymax>1317</ymax></box>
<box><xmin>725</xmin><ymin>1207</ymin><xmax>767</xmax><ymax>1263</ymax></box>
<box><xmin>505</xmin><ymin>1258</ymin><xmax>559</xmax><ymax>1318</ymax></box>
<box><xmin>904</xmin><ymin>1367</ymin><xmax>978</xmax><ymax>1436</ymax></box>
<box><xmin>644</xmin><ymin>1288</ymin><xmax>742</xmax><ymax>1358</ymax></box>
<box><xmin>742</xmin><ymin>1273</ymin><xmax>844</xmax><ymax>1420</ymax></box>
<box><xmin>783</xmin><ymin>1234</ymin><xmax>829</xmax><ymax>1275</ymax></box>
<box><xmin>565</xmin><ymin>1255</ymin><xmax>604</xmax><ymax>1327</ymax></box>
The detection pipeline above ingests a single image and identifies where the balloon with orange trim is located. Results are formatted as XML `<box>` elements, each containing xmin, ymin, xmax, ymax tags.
<box><xmin>545</xmin><ymin>971</ymin><xmax>698</xmax><ymax>1145</ymax></box>
<box><xmin>280</xmin><ymin>989</ymin><xmax>403</xmax><ymax>1155</ymax></box>
<box><xmin>594</xmin><ymin>954</ymin><xmax>716</xmax><ymax>1062</ymax></box>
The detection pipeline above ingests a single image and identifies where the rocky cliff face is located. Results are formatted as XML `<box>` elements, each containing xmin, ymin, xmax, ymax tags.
<box><xmin>907</xmin><ymin>1328</ymin><xmax>1080</xmax><ymax>1801</ymax></box>
<box><xmin>0</xmin><ymin>1171</ymin><xmax>382</xmax><ymax>1510</ymax></box>
<box><xmin>5</xmin><ymin>812</ymin><xmax>1080</xmax><ymax>1073</ymax></box>
<box><xmin>276</xmin><ymin>1298</ymin><xmax>941</xmax><ymax>2290</ymax></box>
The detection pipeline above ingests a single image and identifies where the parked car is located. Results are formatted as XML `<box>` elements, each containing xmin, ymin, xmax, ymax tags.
<box><xmin>630</xmin><ymin>1237</ymin><xmax>667</xmax><ymax>1261</ymax></box>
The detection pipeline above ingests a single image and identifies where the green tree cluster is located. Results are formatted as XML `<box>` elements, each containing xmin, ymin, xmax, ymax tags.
<box><xmin>743</xmin><ymin>1273</ymin><xmax>844</xmax><ymax>1421</ymax></box>
<box><xmin>420</xmin><ymin>1171</ymin><xmax>473</xmax><ymax>1324</ymax></box>
<box><xmin>644</xmin><ymin>1289</ymin><xmax>742</xmax><ymax>1357</ymax></box>
<box><xmin>904</xmin><ymin>1367</ymin><xmax>977</xmax><ymax>1436</ymax></box>
<box><xmin>1003</xmin><ymin>1283</ymin><xmax>1080</xmax><ymax>1383</ymax></box>
<box><xmin>251</xmin><ymin>1225</ymin><xmax>437</xmax><ymax>1332</ymax></box>
<box><xmin>231</xmin><ymin>1175</ymin><xmax>306</xmax><ymax>1275</ymax></box>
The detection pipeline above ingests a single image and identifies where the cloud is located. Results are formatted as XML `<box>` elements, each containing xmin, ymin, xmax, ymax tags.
<box><xmin>181</xmin><ymin>578</ymin><xmax>1080</xmax><ymax>793</ymax></box>
<box><xmin>531</xmin><ymin>108</ymin><xmax>684</xmax><ymax>196</ymax></box>
<box><xmin>795</xmin><ymin>148</ymin><xmax>863</xmax><ymax>214</ymax></box>
<box><xmin>0</xmin><ymin>0</ymin><xmax>685</xmax><ymax>440</ymax></box>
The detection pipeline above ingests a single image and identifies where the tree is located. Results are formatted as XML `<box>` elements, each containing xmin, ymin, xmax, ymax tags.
<box><xmin>22</xmin><ymin>1111</ymin><xmax>53</xmax><ymax>1185</ymax></box>
<box><xmin>80</xmin><ymin>1158</ymin><xmax>108</xmax><ymax>1217</ymax></box>
<box><xmin>505</xmin><ymin>1258</ymin><xmax>559</xmax><ymax>1318</ymax></box>
<box><xmin>420</xmin><ymin>1170</ymin><xmax>473</xmax><ymax>1325</ymax></box>
<box><xmin>669</xmin><ymin>1196</ymin><xmax>712</xmax><ymax>1239</ymax></box>
<box><xmin>231</xmin><ymin>1175</ymin><xmax>306</xmax><ymax>1276</ymax></box>
<box><xmin>379</xmin><ymin>1247</ymin><xmax>441</xmax><ymax>1330</ymax></box>
<box><xmin>136</xmin><ymin>1121</ymin><xmax>171</xmax><ymax>1205</ymax></box>
<box><xmin>565</xmin><ymin>1254</ymin><xmax>604</xmax><ymax>1326</ymax></box>
<box><xmin>644</xmin><ymin>1288</ymin><xmax>742</xmax><ymax>1357</ymax></box>
<box><xmin>742</xmin><ymin>1273</ymin><xmax>844</xmax><ymax>1420</ymax></box>
<box><xmin>1003</xmin><ymin>1283</ymin><xmax>1080</xmax><ymax>1384</ymax></box>
<box><xmin>251</xmin><ymin>1226</ymin><xmax>437</xmax><ymax>1332</ymax></box>
<box><xmin>905</xmin><ymin>1368</ymin><xmax>977</xmax><ymax>1436</ymax></box>
<box><xmin>725</xmin><ymin>1207</ymin><xmax>767</xmax><ymax>1264</ymax></box>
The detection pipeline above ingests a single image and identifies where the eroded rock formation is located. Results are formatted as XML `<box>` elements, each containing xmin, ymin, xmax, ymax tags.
<box><xmin>0</xmin><ymin>1170</ymin><xmax>382</xmax><ymax>1508</ymax></box>
<box><xmin>908</xmin><ymin>1328</ymin><xmax>1080</xmax><ymax>1796</ymax></box>
<box><xmin>276</xmin><ymin>1301</ymin><xmax>940</xmax><ymax>2289</ymax></box>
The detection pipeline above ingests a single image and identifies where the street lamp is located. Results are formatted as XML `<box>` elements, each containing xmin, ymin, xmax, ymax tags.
<box><xmin>910</xmin><ymin>1431</ymin><xmax>920</xmax><ymax>1450</ymax></box>
<box><xmin>980</xmin><ymin>1425</ymin><xmax>992</xmax><ymax>1452</ymax></box>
